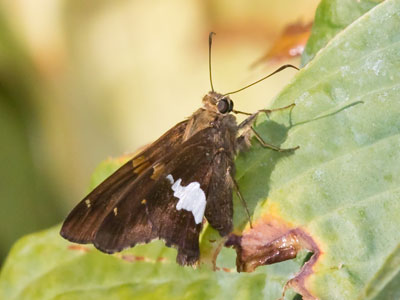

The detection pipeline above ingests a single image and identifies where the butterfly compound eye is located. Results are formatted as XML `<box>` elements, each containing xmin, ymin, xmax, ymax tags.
<box><xmin>217</xmin><ymin>98</ymin><xmax>233</xmax><ymax>114</ymax></box>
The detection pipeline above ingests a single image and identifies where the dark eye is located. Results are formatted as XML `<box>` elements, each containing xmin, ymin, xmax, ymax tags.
<box><xmin>217</xmin><ymin>98</ymin><xmax>233</xmax><ymax>114</ymax></box>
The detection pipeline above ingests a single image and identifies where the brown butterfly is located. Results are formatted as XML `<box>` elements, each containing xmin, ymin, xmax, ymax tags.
<box><xmin>60</xmin><ymin>33</ymin><xmax>299</xmax><ymax>266</ymax></box>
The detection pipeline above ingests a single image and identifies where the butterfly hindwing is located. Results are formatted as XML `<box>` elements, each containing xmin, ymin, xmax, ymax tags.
<box><xmin>204</xmin><ymin>151</ymin><xmax>234</xmax><ymax>236</ymax></box>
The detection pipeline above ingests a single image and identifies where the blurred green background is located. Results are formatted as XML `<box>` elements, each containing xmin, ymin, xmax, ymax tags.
<box><xmin>0</xmin><ymin>0</ymin><xmax>319</xmax><ymax>263</ymax></box>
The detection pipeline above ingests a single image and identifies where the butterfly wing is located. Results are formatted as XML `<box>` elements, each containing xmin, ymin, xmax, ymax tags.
<box><xmin>60</xmin><ymin>120</ymin><xmax>189</xmax><ymax>244</ymax></box>
<box><xmin>204</xmin><ymin>150</ymin><xmax>235</xmax><ymax>236</ymax></box>
<box><xmin>61</xmin><ymin>117</ymin><xmax>237</xmax><ymax>265</ymax></box>
<box><xmin>93</xmin><ymin>126</ymin><xmax>236</xmax><ymax>265</ymax></box>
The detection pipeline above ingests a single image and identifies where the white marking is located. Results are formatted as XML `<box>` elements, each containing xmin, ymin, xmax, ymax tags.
<box><xmin>166</xmin><ymin>174</ymin><xmax>174</xmax><ymax>184</ymax></box>
<box><xmin>166</xmin><ymin>174</ymin><xmax>206</xmax><ymax>224</ymax></box>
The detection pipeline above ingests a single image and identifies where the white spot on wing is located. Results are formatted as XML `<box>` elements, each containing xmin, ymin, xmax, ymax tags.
<box><xmin>166</xmin><ymin>174</ymin><xmax>206</xmax><ymax>224</ymax></box>
<box><xmin>166</xmin><ymin>174</ymin><xmax>174</xmax><ymax>184</ymax></box>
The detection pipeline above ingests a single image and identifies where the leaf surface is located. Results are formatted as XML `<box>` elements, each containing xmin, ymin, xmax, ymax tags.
<box><xmin>235</xmin><ymin>0</ymin><xmax>400</xmax><ymax>298</ymax></box>
<box><xmin>301</xmin><ymin>0</ymin><xmax>382</xmax><ymax>65</ymax></box>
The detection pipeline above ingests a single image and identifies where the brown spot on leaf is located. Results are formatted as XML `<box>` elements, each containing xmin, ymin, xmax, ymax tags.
<box><xmin>68</xmin><ymin>245</ymin><xmax>91</xmax><ymax>253</ymax></box>
<box><xmin>156</xmin><ymin>257</ymin><xmax>168</xmax><ymax>263</ymax></box>
<box><xmin>121</xmin><ymin>255</ymin><xmax>148</xmax><ymax>262</ymax></box>
<box><xmin>215</xmin><ymin>266</ymin><xmax>234</xmax><ymax>273</ymax></box>
<box><xmin>226</xmin><ymin>217</ymin><xmax>320</xmax><ymax>300</ymax></box>
<box><xmin>117</xmin><ymin>254</ymin><xmax>169</xmax><ymax>264</ymax></box>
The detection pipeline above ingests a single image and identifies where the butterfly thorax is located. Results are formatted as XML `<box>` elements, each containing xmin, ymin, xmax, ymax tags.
<box><xmin>182</xmin><ymin>92</ymin><xmax>237</xmax><ymax>143</ymax></box>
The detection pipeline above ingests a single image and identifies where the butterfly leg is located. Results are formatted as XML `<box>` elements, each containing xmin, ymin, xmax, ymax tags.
<box><xmin>237</xmin><ymin>103</ymin><xmax>298</xmax><ymax>152</ymax></box>
<box><xmin>258</xmin><ymin>103</ymin><xmax>296</xmax><ymax>115</ymax></box>
<box><xmin>236</xmin><ymin>103</ymin><xmax>295</xmax><ymax>132</ymax></box>
<box><xmin>251</xmin><ymin>127</ymin><xmax>299</xmax><ymax>152</ymax></box>
<box><xmin>233</xmin><ymin>179</ymin><xmax>253</xmax><ymax>229</ymax></box>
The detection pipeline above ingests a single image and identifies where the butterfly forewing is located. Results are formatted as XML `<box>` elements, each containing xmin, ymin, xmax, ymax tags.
<box><xmin>60</xmin><ymin>120</ymin><xmax>188</xmax><ymax>244</ymax></box>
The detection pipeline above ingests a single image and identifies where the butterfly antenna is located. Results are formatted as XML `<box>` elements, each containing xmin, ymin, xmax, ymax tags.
<box><xmin>209</xmin><ymin>32</ymin><xmax>216</xmax><ymax>92</ymax></box>
<box><xmin>223</xmin><ymin>64</ymin><xmax>299</xmax><ymax>96</ymax></box>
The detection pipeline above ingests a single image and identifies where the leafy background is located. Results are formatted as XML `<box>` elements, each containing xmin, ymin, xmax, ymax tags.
<box><xmin>1</xmin><ymin>0</ymin><xmax>400</xmax><ymax>299</ymax></box>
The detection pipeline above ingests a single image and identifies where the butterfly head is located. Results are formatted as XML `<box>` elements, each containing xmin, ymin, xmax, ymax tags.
<box><xmin>203</xmin><ymin>92</ymin><xmax>234</xmax><ymax>114</ymax></box>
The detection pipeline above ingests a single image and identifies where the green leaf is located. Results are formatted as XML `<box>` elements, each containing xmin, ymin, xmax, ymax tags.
<box><xmin>0</xmin><ymin>209</ymin><xmax>302</xmax><ymax>300</ymax></box>
<box><xmin>301</xmin><ymin>0</ymin><xmax>382</xmax><ymax>66</ymax></box>
<box><xmin>2</xmin><ymin>0</ymin><xmax>400</xmax><ymax>299</ymax></box>
<box><xmin>239</xmin><ymin>0</ymin><xmax>400</xmax><ymax>298</ymax></box>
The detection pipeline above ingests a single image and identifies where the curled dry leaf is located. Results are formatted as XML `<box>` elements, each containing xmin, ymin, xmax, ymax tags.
<box><xmin>226</xmin><ymin>215</ymin><xmax>320</xmax><ymax>300</ymax></box>
<box><xmin>252</xmin><ymin>21</ymin><xmax>312</xmax><ymax>67</ymax></box>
